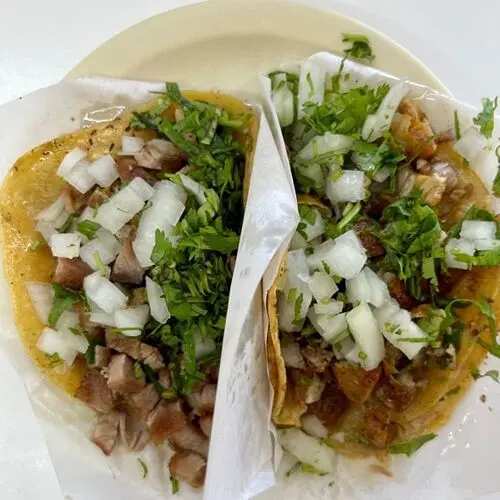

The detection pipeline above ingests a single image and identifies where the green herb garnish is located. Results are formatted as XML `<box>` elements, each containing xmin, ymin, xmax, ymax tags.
<box><xmin>77</xmin><ymin>220</ymin><xmax>101</xmax><ymax>239</ymax></box>
<box><xmin>471</xmin><ymin>368</ymin><xmax>500</xmax><ymax>383</ymax></box>
<box><xmin>473</xmin><ymin>96</ymin><xmax>498</xmax><ymax>138</ymax></box>
<box><xmin>137</xmin><ymin>458</ymin><xmax>148</xmax><ymax>479</ymax></box>
<box><xmin>48</xmin><ymin>284</ymin><xmax>80</xmax><ymax>328</ymax></box>
<box><xmin>388</xmin><ymin>434</ymin><xmax>437</xmax><ymax>457</ymax></box>
<box><xmin>342</xmin><ymin>33</ymin><xmax>375</xmax><ymax>61</ymax></box>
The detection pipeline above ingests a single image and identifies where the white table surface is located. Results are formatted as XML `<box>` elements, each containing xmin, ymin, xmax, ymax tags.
<box><xmin>1</xmin><ymin>0</ymin><xmax>500</xmax><ymax>498</ymax></box>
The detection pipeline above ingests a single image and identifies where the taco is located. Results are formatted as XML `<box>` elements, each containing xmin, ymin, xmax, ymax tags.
<box><xmin>265</xmin><ymin>64</ymin><xmax>500</xmax><ymax>470</ymax></box>
<box><xmin>0</xmin><ymin>84</ymin><xmax>257</xmax><ymax>489</ymax></box>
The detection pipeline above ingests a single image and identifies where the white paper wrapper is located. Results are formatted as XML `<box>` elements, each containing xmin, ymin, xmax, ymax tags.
<box><xmin>0</xmin><ymin>78</ymin><xmax>298</xmax><ymax>500</ymax></box>
<box><xmin>258</xmin><ymin>52</ymin><xmax>500</xmax><ymax>499</ymax></box>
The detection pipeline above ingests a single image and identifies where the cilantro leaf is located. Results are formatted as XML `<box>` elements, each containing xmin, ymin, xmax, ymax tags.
<box><xmin>298</xmin><ymin>204</ymin><xmax>318</xmax><ymax>226</ymax></box>
<box><xmin>137</xmin><ymin>458</ymin><xmax>148</xmax><ymax>479</ymax></box>
<box><xmin>471</xmin><ymin>368</ymin><xmax>500</xmax><ymax>383</ymax></box>
<box><xmin>455</xmin><ymin>245</ymin><xmax>500</xmax><ymax>267</ymax></box>
<box><xmin>77</xmin><ymin>220</ymin><xmax>101</xmax><ymax>239</ymax></box>
<box><xmin>448</xmin><ymin>205</ymin><xmax>498</xmax><ymax>238</ymax></box>
<box><xmin>170</xmin><ymin>476</ymin><xmax>179</xmax><ymax>495</ymax></box>
<box><xmin>342</xmin><ymin>33</ymin><xmax>375</xmax><ymax>61</ymax></box>
<box><xmin>48</xmin><ymin>284</ymin><xmax>80</xmax><ymax>328</ymax></box>
<box><xmin>388</xmin><ymin>434</ymin><xmax>436</xmax><ymax>456</ymax></box>
<box><xmin>473</xmin><ymin>97</ymin><xmax>498</xmax><ymax>138</ymax></box>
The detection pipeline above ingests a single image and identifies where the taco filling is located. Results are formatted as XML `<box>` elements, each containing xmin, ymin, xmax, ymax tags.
<box><xmin>267</xmin><ymin>64</ymin><xmax>500</xmax><ymax>469</ymax></box>
<box><xmin>0</xmin><ymin>84</ymin><xmax>256</xmax><ymax>489</ymax></box>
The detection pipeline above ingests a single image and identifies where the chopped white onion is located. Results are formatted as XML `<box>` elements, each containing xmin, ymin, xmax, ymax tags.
<box><xmin>119</xmin><ymin>136</ymin><xmax>145</xmax><ymax>156</ymax></box>
<box><xmin>25</xmin><ymin>282</ymin><xmax>54</xmax><ymax>324</ymax></box>
<box><xmin>155</xmin><ymin>180</ymin><xmax>188</xmax><ymax>204</ymax></box>
<box><xmin>49</xmin><ymin>232</ymin><xmax>81</xmax><ymax>259</ymax></box>
<box><xmin>289</xmin><ymin>232</ymin><xmax>307</xmax><ymax>250</ymax></box>
<box><xmin>362</xmin><ymin>80</ymin><xmax>410</xmax><ymax>142</ymax></box>
<box><xmin>346</xmin><ymin>270</ymin><xmax>371</xmax><ymax>305</ymax></box>
<box><xmin>326</xmin><ymin>167</ymin><xmax>365</xmax><ymax>204</ymax></box>
<box><xmin>297</xmin><ymin>133</ymin><xmax>353</xmax><ymax>163</ymax></box>
<box><xmin>453</xmin><ymin>126</ymin><xmax>488</xmax><ymax>162</ymax></box>
<box><xmin>316</xmin><ymin>312</ymin><xmax>348</xmax><ymax>343</ymax></box>
<box><xmin>35</xmin><ymin>220</ymin><xmax>57</xmax><ymax>242</ymax></box>
<box><xmin>294</xmin><ymin>162</ymin><xmax>325</xmax><ymax>191</ymax></box>
<box><xmin>145</xmin><ymin>276</ymin><xmax>170</xmax><ymax>324</ymax></box>
<box><xmin>194</xmin><ymin>332</ymin><xmax>217</xmax><ymax>360</ymax></box>
<box><xmin>279</xmin><ymin>428</ymin><xmax>337</xmax><ymax>474</ymax></box>
<box><xmin>114</xmin><ymin>304</ymin><xmax>150</xmax><ymax>337</ymax></box>
<box><xmin>301</xmin><ymin>414</ymin><xmax>328</xmax><ymax>439</ymax></box>
<box><xmin>63</xmin><ymin>329</ymin><xmax>90</xmax><ymax>354</ymax></box>
<box><xmin>346</xmin><ymin>302</ymin><xmax>385</xmax><ymax>370</ymax></box>
<box><xmin>461</xmin><ymin>220</ymin><xmax>496</xmax><ymax>241</ymax></box>
<box><xmin>472</xmin><ymin>150</ymin><xmax>497</xmax><ymax>194</ymax></box>
<box><xmin>35</xmin><ymin>194</ymin><xmax>67</xmax><ymax>222</ymax></box>
<box><xmin>300</xmin><ymin>207</ymin><xmax>325</xmax><ymax>241</ymax></box>
<box><xmin>128</xmin><ymin>177</ymin><xmax>156</xmax><ymax>202</ymax></box>
<box><xmin>272</xmin><ymin>73</ymin><xmax>295</xmax><ymax>127</ymax></box>
<box><xmin>179</xmin><ymin>174</ymin><xmax>207</xmax><ymax>205</ymax></box>
<box><xmin>474</xmin><ymin>239</ymin><xmax>500</xmax><ymax>251</ymax></box>
<box><xmin>335</xmin><ymin>230</ymin><xmax>365</xmax><ymax>254</ymax></box>
<box><xmin>313</xmin><ymin>300</ymin><xmax>344</xmax><ymax>316</ymax></box>
<box><xmin>445</xmin><ymin>237</ymin><xmax>475</xmax><ymax>270</ymax></box>
<box><xmin>36</xmin><ymin>327</ymin><xmax>78</xmax><ymax>366</ymax></box>
<box><xmin>79</xmin><ymin>228</ymin><xmax>121</xmax><ymax>270</ymax></box>
<box><xmin>308</xmin><ymin>270</ymin><xmax>338</xmax><ymax>302</ymax></box>
<box><xmin>89</xmin><ymin>310</ymin><xmax>116</xmax><ymax>327</ymax></box>
<box><xmin>57</xmin><ymin>148</ymin><xmax>87</xmax><ymax>177</ymax></box>
<box><xmin>55</xmin><ymin>310</ymin><xmax>79</xmax><ymax>331</ymax></box>
<box><xmin>332</xmin><ymin>335</ymin><xmax>355</xmax><ymax>360</ymax></box>
<box><xmin>278</xmin><ymin>249</ymin><xmax>313</xmax><ymax>332</ymax></box>
<box><xmin>297</xmin><ymin>60</ymin><xmax>326</xmax><ymax>116</ymax></box>
<box><xmin>63</xmin><ymin>159</ymin><xmax>96</xmax><ymax>194</ymax></box>
<box><xmin>87</xmin><ymin>154</ymin><xmax>119</xmax><ymax>188</ymax></box>
<box><xmin>373</xmin><ymin>167</ymin><xmax>391</xmax><ymax>183</ymax></box>
<box><xmin>347</xmin><ymin>266</ymin><xmax>390</xmax><ymax>308</ymax></box>
<box><xmin>83</xmin><ymin>272</ymin><xmax>128</xmax><ymax>314</ymax></box>
<box><xmin>281</xmin><ymin>341</ymin><xmax>305</xmax><ymax>369</ymax></box>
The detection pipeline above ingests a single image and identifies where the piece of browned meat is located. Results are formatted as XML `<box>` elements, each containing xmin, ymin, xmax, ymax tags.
<box><xmin>290</xmin><ymin>369</ymin><xmax>326</xmax><ymax>405</ymax></box>
<box><xmin>388</xmin><ymin>279</ymin><xmax>418</xmax><ymax>311</ymax></box>
<box><xmin>362</xmin><ymin>406</ymin><xmax>396</xmax><ymax>449</ymax></box>
<box><xmin>355</xmin><ymin>220</ymin><xmax>384</xmax><ymax>257</ymax></box>
<box><xmin>64</xmin><ymin>185</ymin><xmax>88</xmax><ymax>214</ymax></box>
<box><xmin>117</xmin><ymin>413</ymin><xmax>150</xmax><ymax>451</ymax></box>
<box><xmin>53</xmin><ymin>257</ymin><xmax>93</xmax><ymax>290</ymax></box>
<box><xmin>116</xmin><ymin>158</ymin><xmax>156</xmax><ymax>185</ymax></box>
<box><xmin>87</xmin><ymin>188</ymin><xmax>108</xmax><ymax>208</ymax></box>
<box><xmin>300</xmin><ymin>346</ymin><xmax>333</xmax><ymax>373</ymax></box>
<box><xmin>125</xmin><ymin>384</ymin><xmax>160</xmax><ymax>420</ymax></box>
<box><xmin>75</xmin><ymin>369</ymin><xmax>114</xmax><ymax>413</ymax></box>
<box><xmin>90</xmin><ymin>345</ymin><xmax>112</xmax><ymax>369</ymax></box>
<box><xmin>376</xmin><ymin>373</ymin><xmax>416</xmax><ymax>412</ymax></box>
<box><xmin>332</xmin><ymin>362</ymin><xmax>382</xmax><ymax>404</ymax></box>
<box><xmin>200</xmin><ymin>384</ymin><xmax>216</xmax><ymax>413</ymax></box>
<box><xmin>134</xmin><ymin>140</ymin><xmax>184</xmax><ymax>171</ymax></box>
<box><xmin>107</xmin><ymin>354</ymin><xmax>146</xmax><ymax>395</ymax></box>
<box><xmin>158</xmin><ymin>368</ymin><xmax>171</xmax><ymax>390</ymax></box>
<box><xmin>169</xmin><ymin>451</ymin><xmax>207</xmax><ymax>489</ymax></box>
<box><xmin>199</xmin><ymin>414</ymin><xmax>213</xmax><ymax>438</ymax></box>
<box><xmin>91</xmin><ymin>411</ymin><xmax>122</xmax><ymax>455</ymax></box>
<box><xmin>111</xmin><ymin>234</ymin><xmax>144</xmax><ymax>285</ymax></box>
<box><xmin>169</xmin><ymin>423</ymin><xmax>209</xmax><ymax>457</ymax></box>
<box><xmin>147</xmin><ymin>400</ymin><xmax>187</xmax><ymax>445</ymax></box>
<box><xmin>308</xmin><ymin>383</ymin><xmax>348</xmax><ymax>429</ymax></box>
<box><xmin>105</xmin><ymin>330</ymin><xmax>142</xmax><ymax>359</ymax></box>
<box><xmin>139</xmin><ymin>343</ymin><xmax>165</xmax><ymax>371</ymax></box>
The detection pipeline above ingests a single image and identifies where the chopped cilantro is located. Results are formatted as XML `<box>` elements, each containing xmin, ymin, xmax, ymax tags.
<box><xmin>342</xmin><ymin>33</ymin><xmax>375</xmax><ymax>61</ymax></box>
<box><xmin>471</xmin><ymin>368</ymin><xmax>500</xmax><ymax>383</ymax></box>
<box><xmin>134</xmin><ymin>361</ymin><xmax>145</xmax><ymax>379</ymax></box>
<box><xmin>388</xmin><ymin>434</ymin><xmax>436</xmax><ymax>456</ymax></box>
<box><xmin>453</xmin><ymin>110</ymin><xmax>461</xmax><ymax>140</ymax></box>
<box><xmin>473</xmin><ymin>96</ymin><xmax>498</xmax><ymax>138</ymax></box>
<box><xmin>454</xmin><ymin>245</ymin><xmax>500</xmax><ymax>267</ymax></box>
<box><xmin>292</xmin><ymin>293</ymin><xmax>304</xmax><ymax>325</ymax></box>
<box><xmin>77</xmin><ymin>220</ymin><xmax>101</xmax><ymax>239</ymax></box>
<box><xmin>48</xmin><ymin>284</ymin><xmax>80</xmax><ymax>328</ymax></box>
<box><xmin>358</xmin><ymin>350</ymin><xmax>367</xmax><ymax>360</ymax></box>
<box><xmin>170</xmin><ymin>476</ymin><xmax>179</xmax><ymax>494</ymax></box>
<box><xmin>298</xmin><ymin>204</ymin><xmax>318</xmax><ymax>226</ymax></box>
<box><xmin>57</xmin><ymin>214</ymin><xmax>74</xmax><ymax>233</ymax></box>
<box><xmin>287</xmin><ymin>287</ymin><xmax>298</xmax><ymax>304</ymax></box>
<box><xmin>93</xmin><ymin>250</ymin><xmax>107</xmax><ymax>277</ymax></box>
<box><xmin>137</xmin><ymin>458</ymin><xmax>148</xmax><ymax>479</ymax></box>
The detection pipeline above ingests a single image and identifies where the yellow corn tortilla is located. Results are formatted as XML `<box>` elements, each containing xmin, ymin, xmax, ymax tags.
<box><xmin>0</xmin><ymin>90</ymin><xmax>257</xmax><ymax>396</ymax></box>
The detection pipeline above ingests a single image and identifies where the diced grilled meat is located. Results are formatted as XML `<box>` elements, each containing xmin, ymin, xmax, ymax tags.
<box><xmin>290</xmin><ymin>369</ymin><xmax>326</xmax><ymax>405</ymax></box>
<box><xmin>132</xmin><ymin>430</ymin><xmax>150</xmax><ymax>453</ymax></box>
<box><xmin>105</xmin><ymin>330</ymin><xmax>142</xmax><ymax>359</ymax></box>
<box><xmin>87</xmin><ymin>188</ymin><xmax>108</xmax><ymax>208</ymax></box>
<box><xmin>376</xmin><ymin>373</ymin><xmax>416</xmax><ymax>412</ymax></box>
<box><xmin>169</xmin><ymin>451</ymin><xmax>206</xmax><ymax>489</ymax></box>
<box><xmin>332</xmin><ymin>362</ymin><xmax>382</xmax><ymax>404</ymax></box>
<box><xmin>64</xmin><ymin>185</ymin><xmax>88</xmax><ymax>214</ymax></box>
<box><xmin>134</xmin><ymin>139</ymin><xmax>184</xmax><ymax>171</ymax></box>
<box><xmin>139</xmin><ymin>343</ymin><xmax>165</xmax><ymax>371</ymax></box>
<box><xmin>147</xmin><ymin>400</ymin><xmax>187</xmax><ymax>445</ymax></box>
<box><xmin>91</xmin><ymin>411</ymin><xmax>121</xmax><ymax>455</ymax></box>
<box><xmin>366</xmin><ymin>194</ymin><xmax>395</xmax><ymax>218</ymax></box>
<box><xmin>116</xmin><ymin>158</ymin><xmax>157</xmax><ymax>185</ymax></box>
<box><xmin>414</xmin><ymin>173</ymin><xmax>447</xmax><ymax>207</ymax></box>
<box><xmin>158</xmin><ymin>368</ymin><xmax>171</xmax><ymax>390</ymax></box>
<box><xmin>90</xmin><ymin>346</ymin><xmax>112</xmax><ymax>369</ymax></box>
<box><xmin>300</xmin><ymin>346</ymin><xmax>333</xmax><ymax>373</ymax></box>
<box><xmin>111</xmin><ymin>234</ymin><xmax>144</xmax><ymax>285</ymax></box>
<box><xmin>53</xmin><ymin>257</ymin><xmax>93</xmax><ymax>290</ymax></box>
<box><xmin>388</xmin><ymin>279</ymin><xmax>418</xmax><ymax>311</ymax></box>
<box><xmin>75</xmin><ymin>369</ymin><xmax>114</xmax><ymax>413</ymax></box>
<box><xmin>125</xmin><ymin>383</ymin><xmax>160</xmax><ymax>420</ymax></box>
<box><xmin>117</xmin><ymin>413</ymin><xmax>150</xmax><ymax>452</ymax></box>
<box><xmin>107</xmin><ymin>354</ymin><xmax>146</xmax><ymax>395</ymax></box>
<box><xmin>199</xmin><ymin>414</ymin><xmax>213</xmax><ymax>438</ymax></box>
<box><xmin>308</xmin><ymin>383</ymin><xmax>348</xmax><ymax>429</ymax></box>
<box><xmin>355</xmin><ymin>220</ymin><xmax>384</xmax><ymax>257</ymax></box>
<box><xmin>169</xmin><ymin>422</ymin><xmax>209</xmax><ymax>457</ymax></box>
<box><xmin>186</xmin><ymin>389</ymin><xmax>203</xmax><ymax>412</ymax></box>
<box><xmin>200</xmin><ymin>384</ymin><xmax>216</xmax><ymax>413</ymax></box>
<box><xmin>363</xmin><ymin>406</ymin><xmax>395</xmax><ymax>449</ymax></box>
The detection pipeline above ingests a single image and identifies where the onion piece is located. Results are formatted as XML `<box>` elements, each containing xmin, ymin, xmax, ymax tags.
<box><xmin>55</xmin><ymin>310</ymin><xmax>79</xmax><ymax>331</ymax></box>
<box><xmin>346</xmin><ymin>270</ymin><xmax>371</xmax><ymax>305</ymax></box>
<box><xmin>35</xmin><ymin>220</ymin><xmax>58</xmax><ymax>242</ymax></box>
<box><xmin>474</xmin><ymin>239</ymin><xmax>500</xmax><ymax>251</ymax></box>
<box><xmin>363</xmin><ymin>267</ymin><xmax>390</xmax><ymax>307</ymax></box>
<box><xmin>297</xmin><ymin>60</ymin><xmax>326</xmax><ymax>116</ymax></box>
<box><xmin>87</xmin><ymin>154</ymin><xmax>119</xmax><ymax>188</ymax></box>
<box><xmin>308</xmin><ymin>270</ymin><xmax>338</xmax><ymax>302</ymax></box>
<box><xmin>128</xmin><ymin>177</ymin><xmax>156</xmax><ymax>202</ymax></box>
<box><xmin>326</xmin><ymin>167</ymin><xmax>365</xmax><ymax>204</ymax></box>
<box><xmin>25</xmin><ymin>282</ymin><xmax>54</xmax><ymax>324</ymax></box>
<box><xmin>297</xmin><ymin>133</ymin><xmax>353</xmax><ymax>163</ymax></box>
<box><xmin>294</xmin><ymin>162</ymin><xmax>325</xmax><ymax>191</ymax></box>
<box><xmin>57</xmin><ymin>148</ymin><xmax>87</xmax><ymax>177</ymax></box>
<box><xmin>63</xmin><ymin>159</ymin><xmax>96</xmax><ymax>194</ymax></box>
<box><xmin>373</xmin><ymin>167</ymin><xmax>391</xmax><ymax>183</ymax></box>
<box><xmin>361</xmin><ymin>80</ymin><xmax>410</xmax><ymax>142</ymax></box>
<box><xmin>79</xmin><ymin>229</ymin><xmax>121</xmax><ymax>270</ymax></box>
<box><xmin>179</xmin><ymin>174</ymin><xmax>207</xmax><ymax>205</ymax></box>
<box><xmin>313</xmin><ymin>300</ymin><xmax>344</xmax><ymax>316</ymax></box>
<box><xmin>461</xmin><ymin>220</ymin><xmax>496</xmax><ymax>241</ymax></box>
<box><xmin>332</xmin><ymin>335</ymin><xmax>355</xmax><ymax>360</ymax></box>
<box><xmin>279</xmin><ymin>428</ymin><xmax>337</xmax><ymax>474</ymax></box>
<box><xmin>281</xmin><ymin>341</ymin><xmax>305</xmax><ymax>369</ymax></box>
<box><xmin>155</xmin><ymin>180</ymin><xmax>188</xmax><ymax>204</ymax></box>
<box><xmin>89</xmin><ymin>310</ymin><xmax>116</xmax><ymax>327</ymax></box>
<box><xmin>145</xmin><ymin>276</ymin><xmax>170</xmax><ymax>324</ymax></box>
<box><xmin>472</xmin><ymin>149</ymin><xmax>498</xmax><ymax>193</ymax></box>
<box><xmin>119</xmin><ymin>136</ymin><xmax>145</xmax><ymax>156</ymax></box>
<box><xmin>271</xmin><ymin>73</ymin><xmax>295</xmax><ymax>127</ymax></box>
<box><xmin>83</xmin><ymin>272</ymin><xmax>128</xmax><ymax>314</ymax></box>
<box><xmin>35</xmin><ymin>194</ymin><xmax>67</xmax><ymax>222</ymax></box>
<box><xmin>36</xmin><ymin>327</ymin><xmax>78</xmax><ymax>366</ymax></box>
<box><xmin>194</xmin><ymin>332</ymin><xmax>216</xmax><ymax>360</ymax></box>
<box><xmin>453</xmin><ymin>126</ymin><xmax>488</xmax><ymax>162</ymax></box>
<box><xmin>300</xmin><ymin>207</ymin><xmax>325</xmax><ymax>242</ymax></box>
<box><xmin>445</xmin><ymin>238</ymin><xmax>475</xmax><ymax>270</ymax></box>
<box><xmin>316</xmin><ymin>312</ymin><xmax>348</xmax><ymax>343</ymax></box>
<box><xmin>301</xmin><ymin>414</ymin><xmax>328</xmax><ymax>439</ymax></box>
<box><xmin>278</xmin><ymin>249</ymin><xmax>313</xmax><ymax>332</ymax></box>
<box><xmin>114</xmin><ymin>305</ymin><xmax>150</xmax><ymax>337</ymax></box>
<box><xmin>346</xmin><ymin>302</ymin><xmax>385</xmax><ymax>370</ymax></box>
<box><xmin>49</xmin><ymin>233</ymin><xmax>81</xmax><ymax>259</ymax></box>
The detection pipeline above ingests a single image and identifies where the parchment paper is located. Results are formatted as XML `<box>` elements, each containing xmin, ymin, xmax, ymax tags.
<box><xmin>258</xmin><ymin>52</ymin><xmax>500</xmax><ymax>500</ymax></box>
<box><xmin>0</xmin><ymin>78</ymin><xmax>298</xmax><ymax>500</ymax></box>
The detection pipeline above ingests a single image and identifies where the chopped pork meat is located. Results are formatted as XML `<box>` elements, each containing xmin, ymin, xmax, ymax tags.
<box><xmin>91</xmin><ymin>411</ymin><xmax>121</xmax><ymax>455</ymax></box>
<box><xmin>53</xmin><ymin>257</ymin><xmax>93</xmax><ymax>290</ymax></box>
<box><xmin>376</xmin><ymin>372</ymin><xmax>416</xmax><ymax>412</ymax></box>
<box><xmin>158</xmin><ymin>368</ymin><xmax>171</xmax><ymax>390</ymax></box>
<box><xmin>125</xmin><ymin>384</ymin><xmax>160</xmax><ymax>421</ymax></box>
<box><xmin>362</xmin><ymin>406</ymin><xmax>395</xmax><ymax>449</ymax></box>
<box><xmin>134</xmin><ymin>139</ymin><xmax>184</xmax><ymax>171</ymax></box>
<box><xmin>87</xmin><ymin>188</ymin><xmax>108</xmax><ymax>208</ymax></box>
<box><xmin>199</xmin><ymin>414</ymin><xmax>213</xmax><ymax>438</ymax></box>
<box><xmin>147</xmin><ymin>400</ymin><xmax>187</xmax><ymax>445</ymax></box>
<box><xmin>116</xmin><ymin>158</ymin><xmax>157</xmax><ymax>185</ymax></box>
<box><xmin>111</xmin><ymin>233</ymin><xmax>144</xmax><ymax>285</ymax></box>
<box><xmin>139</xmin><ymin>343</ymin><xmax>165</xmax><ymax>371</ymax></box>
<box><xmin>64</xmin><ymin>185</ymin><xmax>88</xmax><ymax>214</ymax></box>
<box><xmin>75</xmin><ymin>369</ymin><xmax>114</xmax><ymax>413</ymax></box>
<box><xmin>107</xmin><ymin>354</ymin><xmax>146</xmax><ymax>395</ymax></box>
<box><xmin>105</xmin><ymin>330</ymin><xmax>142</xmax><ymax>359</ymax></box>
<box><xmin>308</xmin><ymin>383</ymin><xmax>348</xmax><ymax>429</ymax></box>
<box><xmin>118</xmin><ymin>413</ymin><xmax>150</xmax><ymax>452</ymax></box>
<box><xmin>200</xmin><ymin>384</ymin><xmax>217</xmax><ymax>413</ymax></box>
<box><xmin>300</xmin><ymin>346</ymin><xmax>333</xmax><ymax>373</ymax></box>
<box><xmin>332</xmin><ymin>362</ymin><xmax>382</xmax><ymax>404</ymax></box>
<box><xmin>169</xmin><ymin>451</ymin><xmax>207</xmax><ymax>489</ymax></box>
<box><xmin>90</xmin><ymin>346</ymin><xmax>112</xmax><ymax>369</ymax></box>
<box><xmin>169</xmin><ymin>423</ymin><xmax>209</xmax><ymax>457</ymax></box>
